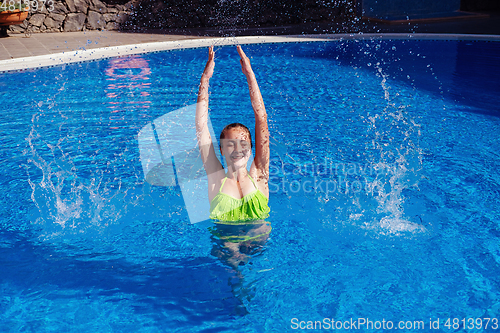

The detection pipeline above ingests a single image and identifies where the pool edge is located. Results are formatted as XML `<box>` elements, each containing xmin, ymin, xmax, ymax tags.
<box><xmin>1</xmin><ymin>33</ymin><xmax>499</xmax><ymax>73</ymax></box>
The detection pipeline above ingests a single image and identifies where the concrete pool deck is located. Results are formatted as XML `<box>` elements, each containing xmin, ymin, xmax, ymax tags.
<box><xmin>0</xmin><ymin>31</ymin><xmax>209</xmax><ymax>61</ymax></box>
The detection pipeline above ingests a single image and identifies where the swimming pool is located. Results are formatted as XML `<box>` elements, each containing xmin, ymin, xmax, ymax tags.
<box><xmin>1</xmin><ymin>38</ymin><xmax>500</xmax><ymax>332</ymax></box>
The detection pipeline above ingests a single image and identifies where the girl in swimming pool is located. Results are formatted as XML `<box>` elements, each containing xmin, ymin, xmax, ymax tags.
<box><xmin>196</xmin><ymin>45</ymin><xmax>270</xmax><ymax>221</ymax></box>
<box><xmin>195</xmin><ymin>45</ymin><xmax>271</xmax><ymax>267</ymax></box>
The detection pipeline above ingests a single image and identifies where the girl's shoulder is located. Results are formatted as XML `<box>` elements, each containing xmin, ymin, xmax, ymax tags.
<box><xmin>250</xmin><ymin>161</ymin><xmax>269</xmax><ymax>180</ymax></box>
<box><xmin>208</xmin><ymin>169</ymin><xmax>226</xmax><ymax>201</ymax></box>
<box><xmin>249</xmin><ymin>163</ymin><xmax>269</xmax><ymax>198</ymax></box>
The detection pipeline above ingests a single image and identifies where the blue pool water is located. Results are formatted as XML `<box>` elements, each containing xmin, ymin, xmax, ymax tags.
<box><xmin>1</xmin><ymin>40</ymin><xmax>500</xmax><ymax>332</ymax></box>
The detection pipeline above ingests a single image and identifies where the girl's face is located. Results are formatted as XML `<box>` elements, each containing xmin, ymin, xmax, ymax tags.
<box><xmin>221</xmin><ymin>128</ymin><xmax>251</xmax><ymax>169</ymax></box>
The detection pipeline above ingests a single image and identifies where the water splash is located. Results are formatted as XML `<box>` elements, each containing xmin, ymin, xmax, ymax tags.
<box><xmin>364</xmin><ymin>65</ymin><xmax>425</xmax><ymax>234</ymax></box>
<box><xmin>23</xmin><ymin>113</ymin><xmax>131</xmax><ymax>239</ymax></box>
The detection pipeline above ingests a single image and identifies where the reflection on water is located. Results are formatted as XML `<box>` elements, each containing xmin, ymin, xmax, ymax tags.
<box><xmin>105</xmin><ymin>56</ymin><xmax>152</xmax><ymax>129</ymax></box>
<box><xmin>209</xmin><ymin>221</ymin><xmax>272</xmax><ymax>270</ymax></box>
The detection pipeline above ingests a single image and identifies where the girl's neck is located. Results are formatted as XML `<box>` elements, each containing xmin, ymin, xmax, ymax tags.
<box><xmin>226</xmin><ymin>166</ymin><xmax>248</xmax><ymax>181</ymax></box>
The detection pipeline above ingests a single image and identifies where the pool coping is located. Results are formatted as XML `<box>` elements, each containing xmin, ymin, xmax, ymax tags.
<box><xmin>1</xmin><ymin>33</ymin><xmax>499</xmax><ymax>73</ymax></box>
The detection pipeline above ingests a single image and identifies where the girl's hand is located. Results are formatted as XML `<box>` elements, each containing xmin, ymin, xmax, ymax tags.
<box><xmin>237</xmin><ymin>45</ymin><xmax>253</xmax><ymax>76</ymax></box>
<box><xmin>202</xmin><ymin>46</ymin><xmax>215</xmax><ymax>80</ymax></box>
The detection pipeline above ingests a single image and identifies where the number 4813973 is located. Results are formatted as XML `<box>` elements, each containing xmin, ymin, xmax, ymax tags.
<box><xmin>0</xmin><ymin>0</ymin><xmax>55</xmax><ymax>12</ymax></box>
<box><xmin>444</xmin><ymin>318</ymin><xmax>499</xmax><ymax>330</ymax></box>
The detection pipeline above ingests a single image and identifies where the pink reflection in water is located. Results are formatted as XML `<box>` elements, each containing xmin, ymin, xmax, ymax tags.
<box><xmin>105</xmin><ymin>56</ymin><xmax>151</xmax><ymax>81</ymax></box>
<box><xmin>104</xmin><ymin>56</ymin><xmax>152</xmax><ymax>125</ymax></box>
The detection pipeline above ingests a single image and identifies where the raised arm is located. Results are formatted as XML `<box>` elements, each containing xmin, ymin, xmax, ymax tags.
<box><xmin>237</xmin><ymin>46</ymin><xmax>270</xmax><ymax>181</ymax></box>
<box><xmin>196</xmin><ymin>46</ymin><xmax>223</xmax><ymax>177</ymax></box>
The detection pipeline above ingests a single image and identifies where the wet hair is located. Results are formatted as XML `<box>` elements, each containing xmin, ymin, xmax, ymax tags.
<box><xmin>219</xmin><ymin>123</ymin><xmax>253</xmax><ymax>149</ymax></box>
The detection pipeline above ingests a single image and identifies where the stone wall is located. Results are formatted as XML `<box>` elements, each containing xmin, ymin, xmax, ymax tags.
<box><xmin>8</xmin><ymin>0</ymin><xmax>134</xmax><ymax>34</ymax></box>
<box><xmin>7</xmin><ymin>0</ymin><xmax>354</xmax><ymax>34</ymax></box>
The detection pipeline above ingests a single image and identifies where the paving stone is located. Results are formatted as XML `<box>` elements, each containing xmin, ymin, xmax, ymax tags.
<box><xmin>49</xmin><ymin>12</ymin><xmax>66</xmax><ymax>21</ymax></box>
<box><xmin>115</xmin><ymin>11</ymin><xmax>129</xmax><ymax>24</ymax></box>
<box><xmin>105</xmin><ymin>21</ymin><xmax>120</xmax><ymax>30</ymax></box>
<box><xmin>90</xmin><ymin>0</ymin><xmax>107</xmax><ymax>13</ymax></box>
<box><xmin>103</xmin><ymin>13</ymin><xmax>116</xmax><ymax>22</ymax></box>
<box><xmin>87</xmin><ymin>10</ymin><xmax>105</xmax><ymax>29</ymax></box>
<box><xmin>51</xmin><ymin>2</ymin><xmax>69</xmax><ymax>14</ymax></box>
<box><xmin>74</xmin><ymin>0</ymin><xmax>89</xmax><ymax>14</ymax></box>
<box><xmin>29</xmin><ymin>13</ymin><xmax>47</xmax><ymax>27</ymax></box>
<box><xmin>65</xmin><ymin>0</ymin><xmax>76</xmax><ymax>12</ymax></box>
<box><xmin>63</xmin><ymin>12</ymin><xmax>86</xmax><ymax>31</ymax></box>
<box><xmin>44</xmin><ymin>14</ymin><xmax>63</xmax><ymax>29</ymax></box>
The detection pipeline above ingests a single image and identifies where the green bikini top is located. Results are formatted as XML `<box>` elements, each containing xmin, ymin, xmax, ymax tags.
<box><xmin>209</xmin><ymin>175</ymin><xmax>270</xmax><ymax>224</ymax></box>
